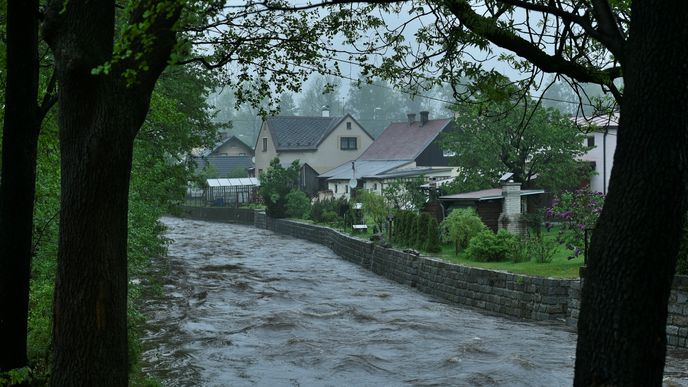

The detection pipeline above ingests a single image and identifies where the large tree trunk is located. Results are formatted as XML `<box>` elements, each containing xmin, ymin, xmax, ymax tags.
<box><xmin>43</xmin><ymin>1</ymin><xmax>180</xmax><ymax>384</ymax></box>
<box><xmin>574</xmin><ymin>2</ymin><xmax>688</xmax><ymax>385</ymax></box>
<box><xmin>0</xmin><ymin>0</ymin><xmax>40</xmax><ymax>375</ymax></box>
<box><xmin>50</xmin><ymin>87</ymin><xmax>137</xmax><ymax>385</ymax></box>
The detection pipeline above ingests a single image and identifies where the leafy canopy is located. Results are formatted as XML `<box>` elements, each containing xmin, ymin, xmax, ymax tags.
<box><xmin>442</xmin><ymin>92</ymin><xmax>589</xmax><ymax>194</ymax></box>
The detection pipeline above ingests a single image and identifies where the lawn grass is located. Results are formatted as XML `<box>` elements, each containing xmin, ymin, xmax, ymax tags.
<box><xmin>435</xmin><ymin>227</ymin><xmax>583</xmax><ymax>279</ymax></box>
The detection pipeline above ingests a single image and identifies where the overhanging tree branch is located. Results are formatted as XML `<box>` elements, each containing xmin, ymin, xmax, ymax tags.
<box><xmin>444</xmin><ymin>0</ymin><xmax>622</xmax><ymax>102</ymax></box>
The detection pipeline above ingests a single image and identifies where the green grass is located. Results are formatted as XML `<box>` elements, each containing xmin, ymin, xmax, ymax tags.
<box><xmin>436</xmin><ymin>227</ymin><xmax>583</xmax><ymax>278</ymax></box>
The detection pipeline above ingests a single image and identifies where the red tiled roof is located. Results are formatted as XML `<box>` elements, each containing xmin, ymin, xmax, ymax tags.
<box><xmin>358</xmin><ymin>118</ymin><xmax>452</xmax><ymax>160</ymax></box>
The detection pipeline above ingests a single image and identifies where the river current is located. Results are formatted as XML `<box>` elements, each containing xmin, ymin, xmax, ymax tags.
<box><xmin>139</xmin><ymin>217</ymin><xmax>687</xmax><ymax>386</ymax></box>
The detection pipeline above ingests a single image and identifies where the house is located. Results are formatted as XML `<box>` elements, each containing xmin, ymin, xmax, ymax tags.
<box><xmin>253</xmin><ymin>112</ymin><xmax>375</xmax><ymax>180</ymax></box>
<box><xmin>439</xmin><ymin>182</ymin><xmax>544</xmax><ymax>233</ymax></box>
<box><xmin>318</xmin><ymin>111</ymin><xmax>458</xmax><ymax>200</ymax></box>
<box><xmin>209</xmin><ymin>135</ymin><xmax>254</xmax><ymax>157</ymax></box>
<box><xmin>195</xmin><ymin>155</ymin><xmax>254</xmax><ymax>178</ymax></box>
<box><xmin>319</xmin><ymin>160</ymin><xmax>457</xmax><ymax>200</ymax></box>
<box><xmin>575</xmin><ymin>112</ymin><xmax>618</xmax><ymax>194</ymax></box>
<box><xmin>357</xmin><ymin>111</ymin><xmax>455</xmax><ymax>166</ymax></box>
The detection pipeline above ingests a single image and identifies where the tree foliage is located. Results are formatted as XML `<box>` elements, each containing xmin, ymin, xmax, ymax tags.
<box><xmin>441</xmin><ymin>208</ymin><xmax>487</xmax><ymax>255</ymax></box>
<box><xmin>357</xmin><ymin>189</ymin><xmax>390</xmax><ymax>231</ymax></box>
<box><xmin>259</xmin><ymin>158</ymin><xmax>300</xmax><ymax>218</ymax></box>
<box><xmin>286</xmin><ymin>189</ymin><xmax>311</xmax><ymax>219</ymax></box>
<box><xmin>442</xmin><ymin>94</ymin><xmax>589</xmax><ymax>193</ymax></box>
<box><xmin>382</xmin><ymin>178</ymin><xmax>427</xmax><ymax>211</ymax></box>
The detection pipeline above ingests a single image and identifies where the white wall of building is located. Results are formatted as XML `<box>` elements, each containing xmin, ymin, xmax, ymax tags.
<box><xmin>580</xmin><ymin>128</ymin><xmax>617</xmax><ymax>194</ymax></box>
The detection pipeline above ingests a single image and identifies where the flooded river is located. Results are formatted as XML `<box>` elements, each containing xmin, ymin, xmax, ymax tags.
<box><xmin>140</xmin><ymin>217</ymin><xmax>687</xmax><ymax>386</ymax></box>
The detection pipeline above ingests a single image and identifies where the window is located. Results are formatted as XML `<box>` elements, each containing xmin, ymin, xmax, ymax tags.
<box><xmin>340</xmin><ymin>137</ymin><xmax>357</xmax><ymax>150</ymax></box>
<box><xmin>345</xmin><ymin>185</ymin><xmax>349</xmax><ymax>194</ymax></box>
<box><xmin>346</xmin><ymin>122</ymin><xmax>352</xmax><ymax>130</ymax></box>
<box><xmin>334</xmin><ymin>184</ymin><xmax>338</xmax><ymax>193</ymax></box>
<box><xmin>373</xmin><ymin>183</ymin><xmax>378</xmax><ymax>191</ymax></box>
<box><xmin>262</xmin><ymin>137</ymin><xmax>268</xmax><ymax>152</ymax></box>
<box><xmin>587</xmin><ymin>136</ymin><xmax>595</xmax><ymax>147</ymax></box>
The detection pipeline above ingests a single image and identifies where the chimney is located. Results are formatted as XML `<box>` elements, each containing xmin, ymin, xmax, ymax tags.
<box><xmin>407</xmin><ymin>113</ymin><xmax>416</xmax><ymax>125</ymax></box>
<box><xmin>321</xmin><ymin>105</ymin><xmax>330</xmax><ymax>117</ymax></box>
<box><xmin>498</xmin><ymin>181</ymin><xmax>526</xmax><ymax>236</ymax></box>
<box><xmin>420</xmin><ymin>111</ymin><xmax>429</xmax><ymax>126</ymax></box>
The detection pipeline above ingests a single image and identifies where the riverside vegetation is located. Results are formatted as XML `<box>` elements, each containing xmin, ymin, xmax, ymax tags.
<box><xmin>259</xmin><ymin>158</ymin><xmax>688</xmax><ymax>280</ymax></box>
<box><xmin>0</xmin><ymin>66</ymin><xmax>218</xmax><ymax>385</ymax></box>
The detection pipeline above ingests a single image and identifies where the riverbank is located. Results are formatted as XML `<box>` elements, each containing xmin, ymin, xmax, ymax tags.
<box><xmin>177</xmin><ymin>206</ymin><xmax>688</xmax><ymax>349</ymax></box>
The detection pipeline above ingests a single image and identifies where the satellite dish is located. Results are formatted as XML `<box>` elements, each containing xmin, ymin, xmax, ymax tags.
<box><xmin>499</xmin><ymin>172</ymin><xmax>514</xmax><ymax>182</ymax></box>
<box><xmin>349</xmin><ymin>178</ymin><xmax>358</xmax><ymax>188</ymax></box>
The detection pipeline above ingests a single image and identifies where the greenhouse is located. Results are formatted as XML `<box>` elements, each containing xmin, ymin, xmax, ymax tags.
<box><xmin>187</xmin><ymin>177</ymin><xmax>260</xmax><ymax>206</ymax></box>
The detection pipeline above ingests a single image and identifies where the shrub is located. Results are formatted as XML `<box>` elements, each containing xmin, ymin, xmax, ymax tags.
<box><xmin>321</xmin><ymin>210</ymin><xmax>338</xmax><ymax>223</ymax></box>
<box><xmin>441</xmin><ymin>208</ymin><xmax>487</xmax><ymax>255</ymax></box>
<box><xmin>466</xmin><ymin>230</ymin><xmax>519</xmax><ymax>262</ymax></box>
<box><xmin>311</xmin><ymin>198</ymin><xmax>342</xmax><ymax>224</ymax></box>
<box><xmin>399</xmin><ymin>211</ymin><xmax>412</xmax><ymax>244</ymax></box>
<box><xmin>285</xmin><ymin>190</ymin><xmax>311</xmax><ymax>219</ymax></box>
<box><xmin>514</xmin><ymin>237</ymin><xmax>557</xmax><ymax>263</ymax></box>
<box><xmin>425</xmin><ymin>217</ymin><xmax>442</xmax><ymax>253</ymax></box>
<box><xmin>546</xmin><ymin>187</ymin><xmax>604</xmax><ymax>258</ymax></box>
<box><xmin>406</xmin><ymin>212</ymin><xmax>419</xmax><ymax>247</ymax></box>
<box><xmin>258</xmin><ymin>158</ymin><xmax>300</xmax><ymax>218</ymax></box>
<box><xmin>357</xmin><ymin>190</ymin><xmax>390</xmax><ymax>231</ymax></box>
<box><xmin>416</xmin><ymin>213</ymin><xmax>432</xmax><ymax>250</ymax></box>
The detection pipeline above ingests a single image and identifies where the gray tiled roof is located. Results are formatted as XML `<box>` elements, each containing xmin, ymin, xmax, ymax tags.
<box><xmin>195</xmin><ymin>155</ymin><xmax>254</xmax><ymax>177</ymax></box>
<box><xmin>210</xmin><ymin>135</ymin><xmax>254</xmax><ymax>155</ymax></box>
<box><xmin>266</xmin><ymin>114</ymin><xmax>373</xmax><ymax>151</ymax></box>
<box><xmin>319</xmin><ymin>160</ymin><xmax>412</xmax><ymax>180</ymax></box>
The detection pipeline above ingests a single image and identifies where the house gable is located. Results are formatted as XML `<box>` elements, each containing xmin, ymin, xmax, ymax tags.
<box><xmin>358</xmin><ymin>117</ymin><xmax>453</xmax><ymax>162</ymax></box>
<box><xmin>211</xmin><ymin>136</ymin><xmax>254</xmax><ymax>157</ymax></box>
<box><xmin>254</xmin><ymin>114</ymin><xmax>375</xmax><ymax>176</ymax></box>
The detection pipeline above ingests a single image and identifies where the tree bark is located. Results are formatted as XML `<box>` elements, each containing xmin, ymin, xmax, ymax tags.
<box><xmin>0</xmin><ymin>0</ymin><xmax>41</xmax><ymax>375</ymax></box>
<box><xmin>574</xmin><ymin>1</ymin><xmax>688</xmax><ymax>385</ymax></box>
<box><xmin>43</xmin><ymin>1</ymin><xmax>180</xmax><ymax>384</ymax></box>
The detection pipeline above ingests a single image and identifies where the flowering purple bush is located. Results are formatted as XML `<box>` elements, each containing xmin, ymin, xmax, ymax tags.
<box><xmin>545</xmin><ymin>187</ymin><xmax>605</xmax><ymax>258</ymax></box>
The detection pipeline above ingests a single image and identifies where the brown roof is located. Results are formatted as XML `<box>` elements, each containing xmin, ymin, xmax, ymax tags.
<box><xmin>358</xmin><ymin>118</ymin><xmax>452</xmax><ymax>161</ymax></box>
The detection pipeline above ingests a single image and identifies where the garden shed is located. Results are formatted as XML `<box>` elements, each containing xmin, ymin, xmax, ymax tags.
<box><xmin>440</xmin><ymin>185</ymin><xmax>544</xmax><ymax>232</ymax></box>
<box><xmin>204</xmin><ymin>177</ymin><xmax>260</xmax><ymax>206</ymax></box>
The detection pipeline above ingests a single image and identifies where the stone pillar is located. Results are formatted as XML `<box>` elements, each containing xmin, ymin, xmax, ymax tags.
<box><xmin>498</xmin><ymin>182</ymin><xmax>526</xmax><ymax>236</ymax></box>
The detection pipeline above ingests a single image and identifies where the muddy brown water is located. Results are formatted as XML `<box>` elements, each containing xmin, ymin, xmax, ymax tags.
<box><xmin>140</xmin><ymin>217</ymin><xmax>688</xmax><ymax>386</ymax></box>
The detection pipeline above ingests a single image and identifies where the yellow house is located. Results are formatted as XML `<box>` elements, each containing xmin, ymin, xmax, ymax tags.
<box><xmin>253</xmin><ymin>113</ymin><xmax>375</xmax><ymax>177</ymax></box>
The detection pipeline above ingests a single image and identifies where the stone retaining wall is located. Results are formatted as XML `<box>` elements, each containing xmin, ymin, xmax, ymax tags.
<box><xmin>266</xmin><ymin>218</ymin><xmax>572</xmax><ymax>322</ymax></box>
<box><xmin>179</xmin><ymin>206</ymin><xmax>256</xmax><ymax>225</ymax></box>
<box><xmin>176</xmin><ymin>207</ymin><xmax>688</xmax><ymax>348</ymax></box>
<box><xmin>667</xmin><ymin>276</ymin><xmax>688</xmax><ymax>347</ymax></box>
